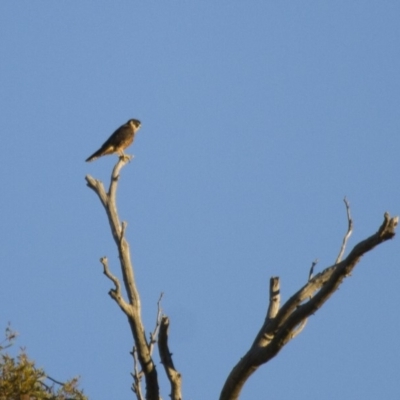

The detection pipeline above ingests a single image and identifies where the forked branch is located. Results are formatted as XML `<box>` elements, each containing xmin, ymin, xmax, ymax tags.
<box><xmin>86</xmin><ymin>157</ymin><xmax>160</xmax><ymax>400</ymax></box>
<box><xmin>220</xmin><ymin>211</ymin><xmax>397</xmax><ymax>400</ymax></box>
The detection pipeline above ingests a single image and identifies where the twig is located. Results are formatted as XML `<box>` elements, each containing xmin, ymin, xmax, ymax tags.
<box><xmin>308</xmin><ymin>259</ymin><xmax>319</xmax><ymax>282</ymax></box>
<box><xmin>131</xmin><ymin>347</ymin><xmax>144</xmax><ymax>400</ymax></box>
<box><xmin>1</xmin><ymin>324</ymin><xmax>18</xmax><ymax>350</ymax></box>
<box><xmin>100</xmin><ymin>257</ymin><xmax>121</xmax><ymax>295</ymax></box>
<box><xmin>149</xmin><ymin>293</ymin><xmax>164</xmax><ymax>356</ymax></box>
<box><xmin>100</xmin><ymin>257</ymin><xmax>132</xmax><ymax>316</ymax></box>
<box><xmin>336</xmin><ymin>197</ymin><xmax>353</xmax><ymax>264</ymax></box>
<box><xmin>45</xmin><ymin>375</ymin><xmax>65</xmax><ymax>386</ymax></box>
<box><xmin>121</xmin><ymin>221</ymin><xmax>127</xmax><ymax>242</ymax></box>
<box><xmin>131</xmin><ymin>294</ymin><xmax>163</xmax><ymax>400</ymax></box>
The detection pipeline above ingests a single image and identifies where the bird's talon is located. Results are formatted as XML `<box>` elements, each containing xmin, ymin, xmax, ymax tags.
<box><xmin>120</xmin><ymin>154</ymin><xmax>133</xmax><ymax>162</ymax></box>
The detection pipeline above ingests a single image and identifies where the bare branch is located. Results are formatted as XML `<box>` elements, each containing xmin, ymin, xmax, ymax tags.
<box><xmin>1</xmin><ymin>324</ymin><xmax>18</xmax><ymax>351</ymax></box>
<box><xmin>130</xmin><ymin>294</ymin><xmax>163</xmax><ymax>400</ymax></box>
<box><xmin>336</xmin><ymin>197</ymin><xmax>353</xmax><ymax>263</ymax></box>
<box><xmin>108</xmin><ymin>156</ymin><xmax>132</xmax><ymax>205</ymax></box>
<box><xmin>288</xmin><ymin>319</ymin><xmax>307</xmax><ymax>340</ymax></box>
<box><xmin>131</xmin><ymin>346</ymin><xmax>144</xmax><ymax>400</ymax></box>
<box><xmin>220</xmin><ymin>212</ymin><xmax>398</xmax><ymax>400</ymax></box>
<box><xmin>100</xmin><ymin>257</ymin><xmax>121</xmax><ymax>294</ymax></box>
<box><xmin>45</xmin><ymin>375</ymin><xmax>65</xmax><ymax>386</ymax></box>
<box><xmin>85</xmin><ymin>175</ymin><xmax>108</xmax><ymax>208</ymax></box>
<box><xmin>149</xmin><ymin>293</ymin><xmax>164</xmax><ymax>357</ymax></box>
<box><xmin>86</xmin><ymin>159</ymin><xmax>160</xmax><ymax>400</ymax></box>
<box><xmin>158</xmin><ymin>316</ymin><xmax>182</xmax><ymax>400</ymax></box>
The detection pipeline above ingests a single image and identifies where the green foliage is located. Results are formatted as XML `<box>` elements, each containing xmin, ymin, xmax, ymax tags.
<box><xmin>0</xmin><ymin>325</ymin><xmax>88</xmax><ymax>400</ymax></box>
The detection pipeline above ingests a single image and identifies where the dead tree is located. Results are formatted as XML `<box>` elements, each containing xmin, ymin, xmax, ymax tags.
<box><xmin>86</xmin><ymin>157</ymin><xmax>398</xmax><ymax>400</ymax></box>
<box><xmin>86</xmin><ymin>157</ymin><xmax>181</xmax><ymax>400</ymax></box>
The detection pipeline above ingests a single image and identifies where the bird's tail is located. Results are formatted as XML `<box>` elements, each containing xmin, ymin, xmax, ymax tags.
<box><xmin>85</xmin><ymin>147</ymin><xmax>107</xmax><ymax>162</ymax></box>
<box><xmin>86</xmin><ymin>151</ymin><xmax>101</xmax><ymax>162</ymax></box>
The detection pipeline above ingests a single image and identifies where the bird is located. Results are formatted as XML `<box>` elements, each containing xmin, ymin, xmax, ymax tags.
<box><xmin>85</xmin><ymin>119</ymin><xmax>141</xmax><ymax>162</ymax></box>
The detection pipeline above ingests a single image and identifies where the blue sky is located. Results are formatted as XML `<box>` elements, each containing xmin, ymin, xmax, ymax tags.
<box><xmin>1</xmin><ymin>2</ymin><xmax>399</xmax><ymax>399</ymax></box>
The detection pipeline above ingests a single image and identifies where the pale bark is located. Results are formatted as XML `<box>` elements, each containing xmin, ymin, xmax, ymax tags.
<box><xmin>220</xmin><ymin>212</ymin><xmax>398</xmax><ymax>400</ymax></box>
<box><xmin>158</xmin><ymin>316</ymin><xmax>182</xmax><ymax>400</ymax></box>
<box><xmin>86</xmin><ymin>157</ymin><xmax>166</xmax><ymax>400</ymax></box>
<box><xmin>85</xmin><ymin>158</ymin><xmax>397</xmax><ymax>400</ymax></box>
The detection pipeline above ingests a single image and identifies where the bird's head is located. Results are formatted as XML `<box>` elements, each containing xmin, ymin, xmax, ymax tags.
<box><xmin>128</xmin><ymin>119</ymin><xmax>141</xmax><ymax>130</ymax></box>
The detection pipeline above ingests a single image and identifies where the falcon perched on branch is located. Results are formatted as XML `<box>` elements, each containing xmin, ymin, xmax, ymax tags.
<box><xmin>85</xmin><ymin>119</ymin><xmax>141</xmax><ymax>162</ymax></box>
